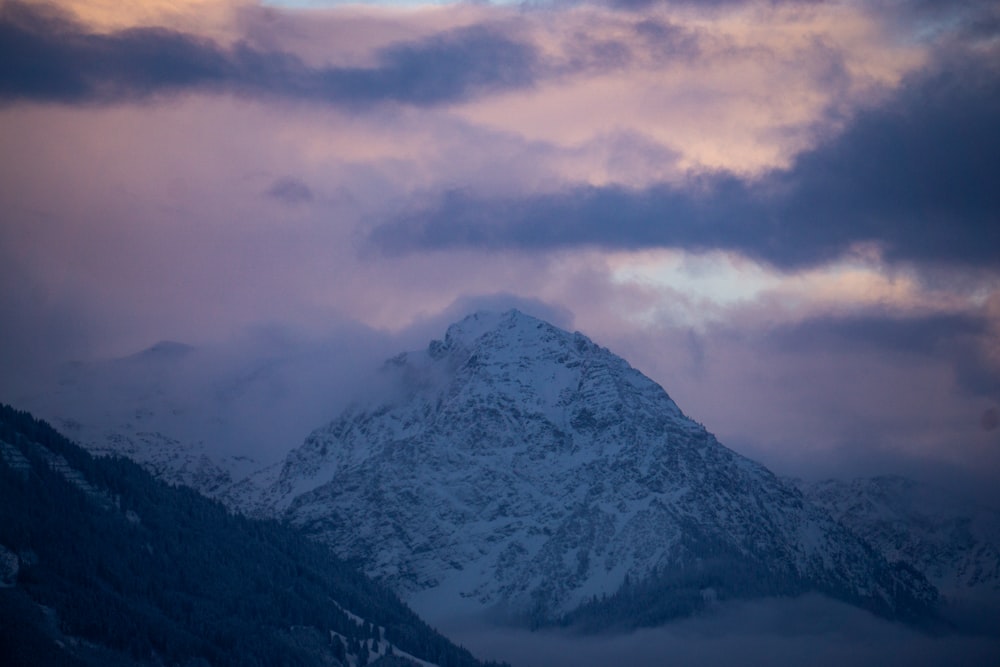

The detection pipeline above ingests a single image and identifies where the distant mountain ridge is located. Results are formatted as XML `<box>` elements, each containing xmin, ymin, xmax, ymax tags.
<box><xmin>13</xmin><ymin>333</ymin><xmax>374</xmax><ymax>509</ymax></box>
<box><xmin>260</xmin><ymin>310</ymin><xmax>940</xmax><ymax>627</ymax></box>
<box><xmin>800</xmin><ymin>476</ymin><xmax>1000</xmax><ymax>600</ymax></box>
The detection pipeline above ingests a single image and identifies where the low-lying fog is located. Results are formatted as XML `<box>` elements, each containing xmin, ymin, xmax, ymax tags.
<box><xmin>436</xmin><ymin>596</ymin><xmax>1000</xmax><ymax>667</ymax></box>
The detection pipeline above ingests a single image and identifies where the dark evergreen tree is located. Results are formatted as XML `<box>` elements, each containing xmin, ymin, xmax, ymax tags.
<box><xmin>0</xmin><ymin>403</ymin><xmax>509</xmax><ymax>667</ymax></box>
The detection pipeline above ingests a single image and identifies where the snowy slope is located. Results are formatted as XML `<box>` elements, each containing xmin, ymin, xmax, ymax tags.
<box><xmin>801</xmin><ymin>476</ymin><xmax>1000</xmax><ymax>600</ymax></box>
<box><xmin>264</xmin><ymin>310</ymin><xmax>938</xmax><ymax>626</ymax></box>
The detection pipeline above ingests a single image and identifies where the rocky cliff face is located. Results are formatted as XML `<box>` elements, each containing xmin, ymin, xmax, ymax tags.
<box><xmin>264</xmin><ymin>310</ymin><xmax>939</xmax><ymax>626</ymax></box>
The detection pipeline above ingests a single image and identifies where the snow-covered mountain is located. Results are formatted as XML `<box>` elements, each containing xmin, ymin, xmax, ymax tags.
<box><xmin>263</xmin><ymin>310</ymin><xmax>939</xmax><ymax>627</ymax></box>
<box><xmin>800</xmin><ymin>476</ymin><xmax>1000</xmax><ymax>603</ymax></box>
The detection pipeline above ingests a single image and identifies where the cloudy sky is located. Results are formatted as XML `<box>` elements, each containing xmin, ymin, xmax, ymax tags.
<box><xmin>1</xmin><ymin>0</ymin><xmax>998</xmax><ymax>495</ymax></box>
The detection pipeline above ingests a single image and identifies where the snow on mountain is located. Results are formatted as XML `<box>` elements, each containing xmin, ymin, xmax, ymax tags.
<box><xmin>264</xmin><ymin>310</ymin><xmax>939</xmax><ymax>627</ymax></box>
<box><xmin>800</xmin><ymin>476</ymin><xmax>1000</xmax><ymax>601</ymax></box>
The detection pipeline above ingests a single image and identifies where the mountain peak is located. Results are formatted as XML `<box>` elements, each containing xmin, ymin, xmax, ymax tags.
<box><xmin>266</xmin><ymin>311</ymin><xmax>939</xmax><ymax>628</ymax></box>
<box><xmin>440</xmin><ymin>308</ymin><xmax>550</xmax><ymax>349</ymax></box>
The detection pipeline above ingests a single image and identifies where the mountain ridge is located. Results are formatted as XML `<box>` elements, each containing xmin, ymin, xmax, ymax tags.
<box><xmin>9</xmin><ymin>310</ymin><xmax>952</xmax><ymax>632</ymax></box>
<box><xmin>800</xmin><ymin>475</ymin><xmax>1000</xmax><ymax>598</ymax></box>
<box><xmin>263</xmin><ymin>309</ymin><xmax>940</xmax><ymax>627</ymax></box>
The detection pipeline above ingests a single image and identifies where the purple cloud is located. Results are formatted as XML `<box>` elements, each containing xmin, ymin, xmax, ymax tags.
<box><xmin>0</xmin><ymin>2</ymin><xmax>539</xmax><ymax>107</ymax></box>
<box><xmin>367</xmin><ymin>47</ymin><xmax>1000</xmax><ymax>270</ymax></box>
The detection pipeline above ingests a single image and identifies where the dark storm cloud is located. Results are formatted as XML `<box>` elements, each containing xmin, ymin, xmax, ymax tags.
<box><xmin>0</xmin><ymin>2</ymin><xmax>538</xmax><ymax>107</ymax></box>
<box><xmin>331</xmin><ymin>25</ymin><xmax>538</xmax><ymax>106</ymax></box>
<box><xmin>370</xmin><ymin>178</ymin><xmax>755</xmax><ymax>255</ymax></box>
<box><xmin>778</xmin><ymin>49</ymin><xmax>1000</xmax><ymax>267</ymax></box>
<box><xmin>768</xmin><ymin>310</ymin><xmax>1000</xmax><ymax>399</ymax></box>
<box><xmin>769</xmin><ymin>312</ymin><xmax>987</xmax><ymax>357</ymax></box>
<box><xmin>369</xmin><ymin>49</ymin><xmax>1000</xmax><ymax>270</ymax></box>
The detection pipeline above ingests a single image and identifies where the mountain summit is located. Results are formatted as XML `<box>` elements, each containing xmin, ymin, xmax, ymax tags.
<box><xmin>262</xmin><ymin>310</ymin><xmax>939</xmax><ymax>627</ymax></box>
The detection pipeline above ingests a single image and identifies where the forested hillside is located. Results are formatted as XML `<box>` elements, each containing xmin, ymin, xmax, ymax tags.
<box><xmin>0</xmin><ymin>404</ymin><xmax>503</xmax><ymax>667</ymax></box>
